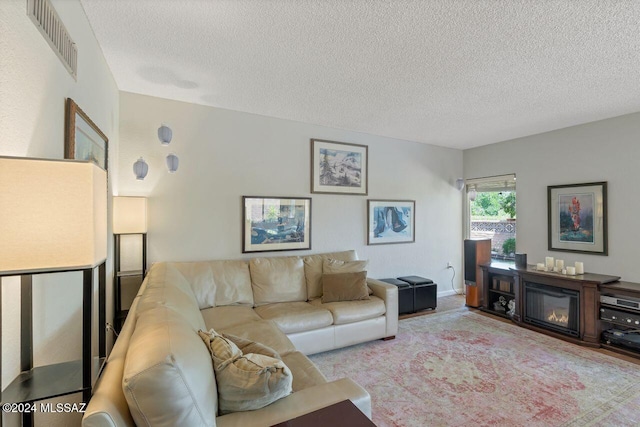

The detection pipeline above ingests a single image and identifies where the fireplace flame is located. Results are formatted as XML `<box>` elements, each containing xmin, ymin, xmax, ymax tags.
<box><xmin>547</xmin><ymin>310</ymin><xmax>569</xmax><ymax>325</ymax></box>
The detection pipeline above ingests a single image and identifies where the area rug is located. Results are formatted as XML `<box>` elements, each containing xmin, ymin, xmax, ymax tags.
<box><xmin>309</xmin><ymin>309</ymin><xmax>640</xmax><ymax>426</ymax></box>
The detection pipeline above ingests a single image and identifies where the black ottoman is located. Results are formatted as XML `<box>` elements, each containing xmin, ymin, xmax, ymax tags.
<box><xmin>397</xmin><ymin>276</ymin><xmax>437</xmax><ymax>312</ymax></box>
<box><xmin>379</xmin><ymin>278</ymin><xmax>414</xmax><ymax>315</ymax></box>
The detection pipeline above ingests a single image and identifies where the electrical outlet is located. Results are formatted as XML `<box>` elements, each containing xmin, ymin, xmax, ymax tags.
<box><xmin>447</xmin><ymin>262</ymin><xmax>453</xmax><ymax>269</ymax></box>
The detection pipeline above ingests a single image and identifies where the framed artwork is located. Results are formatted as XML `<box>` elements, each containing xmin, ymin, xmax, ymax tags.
<box><xmin>64</xmin><ymin>98</ymin><xmax>109</xmax><ymax>171</ymax></box>
<box><xmin>367</xmin><ymin>200</ymin><xmax>415</xmax><ymax>245</ymax></box>
<box><xmin>311</xmin><ymin>139</ymin><xmax>368</xmax><ymax>195</ymax></box>
<box><xmin>242</xmin><ymin>196</ymin><xmax>311</xmax><ymax>253</ymax></box>
<box><xmin>548</xmin><ymin>182</ymin><xmax>607</xmax><ymax>255</ymax></box>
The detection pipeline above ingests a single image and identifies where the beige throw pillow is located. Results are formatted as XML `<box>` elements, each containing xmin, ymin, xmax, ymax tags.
<box><xmin>322</xmin><ymin>271</ymin><xmax>370</xmax><ymax>303</ymax></box>
<box><xmin>198</xmin><ymin>329</ymin><xmax>293</xmax><ymax>414</ymax></box>
<box><xmin>323</xmin><ymin>258</ymin><xmax>369</xmax><ymax>274</ymax></box>
<box><xmin>222</xmin><ymin>333</ymin><xmax>281</xmax><ymax>359</ymax></box>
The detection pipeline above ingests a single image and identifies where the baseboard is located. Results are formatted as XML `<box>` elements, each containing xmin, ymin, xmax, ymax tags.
<box><xmin>438</xmin><ymin>289</ymin><xmax>464</xmax><ymax>297</ymax></box>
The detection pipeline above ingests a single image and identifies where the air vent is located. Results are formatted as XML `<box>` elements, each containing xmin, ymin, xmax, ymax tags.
<box><xmin>27</xmin><ymin>0</ymin><xmax>77</xmax><ymax>79</ymax></box>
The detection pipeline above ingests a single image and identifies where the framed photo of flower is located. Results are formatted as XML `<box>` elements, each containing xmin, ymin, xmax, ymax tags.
<box><xmin>242</xmin><ymin>196</ymin><xmax>311</xmax><ymax>253</ymax></box>
<box><xmin>367</xmin><ymin>200</ymin><xmax>415</xmax><ymax>245</ymax></box>
<box><xmin>547</xmin><ymin>182</ymin><xmax>607</xmax><ymax>255</ymax></box>
<box><xmin>311</xmin><ymin>139</ymin><xmax>368</xmax><ymax>195</ymax></box>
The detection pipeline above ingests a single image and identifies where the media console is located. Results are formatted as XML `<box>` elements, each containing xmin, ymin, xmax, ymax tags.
<box><xmin>479</xmin><ymin>262</ymin><xmax>640</xmax><ymax>358</ymax></box>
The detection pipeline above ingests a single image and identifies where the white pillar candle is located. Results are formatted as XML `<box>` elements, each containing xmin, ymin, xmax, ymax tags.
<box><xmin>575</xmin><ymin>262</ymin><xmax>584</xmax><ymax>274</ymax></box>
<box><xmin>556</xmin><ymin>259</ymin><xmax>564</xmax><ymax>270</ymax></box>
<box><xmin>566</xmin><ymin>266</ymin><xmax>576</xmax><ymax>275</ymax></box>
<box><xmin>545</xmin><ymin>257</ymin><xmax>555</xmax><ymax>270</ymax></box>
<box><xmin>537</xmin><ymin>263</ymin><xmax>545</xmax><ymax>271</ymax></box>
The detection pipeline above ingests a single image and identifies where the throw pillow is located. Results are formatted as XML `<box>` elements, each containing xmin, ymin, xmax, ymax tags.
<box><xmin>323</xmin><ymin>258</ymin><xmax>369</xmax><ymax>274</ymax></box>
<box><xmin>198</xmin><ymin>329</ymin><xmax>293</xmax><ymax>414</ymax></box>
<box><xmin>322</xmin><ymin>271</ymin><xmax>370</xmax><ymax>303</ymax></box>
<box><xmin>323</xmin><ymin>258</ymin><xmax>373</xmax><ymax>296</ymax></box>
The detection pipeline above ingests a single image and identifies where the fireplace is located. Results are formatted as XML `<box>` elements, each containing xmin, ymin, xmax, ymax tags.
<box><xmin>524</xmin><ymin>282</ymin><xmax>580</xmax><ymax>337</ymax></box>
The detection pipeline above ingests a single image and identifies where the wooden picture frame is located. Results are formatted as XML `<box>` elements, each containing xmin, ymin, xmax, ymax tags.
<box><xmin>367</xmin><ymin>199</ymin><xmax>415</xmax><ymax>245</ymax></box>
<box><xmin>64</xmin><ymin>98</ymin><xmax>108</xmax><ymax>171</ymax></box>
<box><xmin>242</xmin><ymin>196</ymin><xmax>312</xmax><ymax>253</ymax></box>
<box><xmin>548</xmin><ymin>182</ymin><xmax>607</xmax><ymax>255</ymax></box>
<box><xmin>311</xmin><ymin>139</ymin><xmax>368</xmax><ymax>195</ymax></box>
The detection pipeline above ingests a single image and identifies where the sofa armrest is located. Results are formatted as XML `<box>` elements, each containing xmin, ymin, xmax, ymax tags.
<box><xmin>367</xmin><ymin>278</ymin><xmax>399</xmax><ymax>338</ymax></box>
<box><xmin>216</xmin><ymin>378</ymin><xmax>371</xmax><ymax>427</ymax></box>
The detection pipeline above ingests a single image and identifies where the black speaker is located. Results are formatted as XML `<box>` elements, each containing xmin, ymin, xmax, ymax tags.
<box><xmin>515</xmin><ymin>253</ymin><xmax>527</xmax><ymax>269</ymax></box>
<box><xmin>464</xmin><ymin>239</ymin><xmax>477</xmax><ymax>284</ymax></box>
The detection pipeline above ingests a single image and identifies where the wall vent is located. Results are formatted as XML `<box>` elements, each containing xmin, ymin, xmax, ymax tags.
<box><xmin>27</xmin><ymin>0</ymin><xmax>78</xmax><ymax>79</ymax></box>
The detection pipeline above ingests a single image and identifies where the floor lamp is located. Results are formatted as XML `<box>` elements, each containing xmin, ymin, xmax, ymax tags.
<box><xmin>0</xmin><ymin>156</ymin><xmax>107</xmax><ymax>425</ymax></box>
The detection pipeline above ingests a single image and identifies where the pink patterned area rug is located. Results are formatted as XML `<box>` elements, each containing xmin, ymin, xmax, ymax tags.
<box><xmin>309</xmin><ymin>309</ymin><xmax>640</xmax><ymax>426</ymax></box>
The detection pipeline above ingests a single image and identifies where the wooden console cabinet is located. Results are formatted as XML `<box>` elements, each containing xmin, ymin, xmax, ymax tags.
<box><xmin>480</xmin><ymin>263</ymin><xmax>621</xmax><ymax>348</ymax></box>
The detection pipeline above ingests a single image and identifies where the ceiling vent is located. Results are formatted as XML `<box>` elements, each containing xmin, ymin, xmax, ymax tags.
<box><xmin>27</xmin><ymin>0</ymin><xmax>77</xmax><ymax>79</ymax></box>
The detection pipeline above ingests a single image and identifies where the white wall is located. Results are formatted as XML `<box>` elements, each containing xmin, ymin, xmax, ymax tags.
<box><xmin>0</xmin><ymin>0</ymin><xmax>118</xmax><ymax>424</ymax></box>
<box><xmin>464</xmin><ymin>112</ymin><xmax>640</xmax><ymax>282</ymax></box>
<box><xmin>118</xmin><ymin>92</ymin><xmax>464</xmax><ymax>295</ymax></box>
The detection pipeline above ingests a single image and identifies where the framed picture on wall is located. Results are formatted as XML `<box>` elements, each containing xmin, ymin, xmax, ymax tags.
<box><xmin>64</xmin><ymin>98</ymin><xmax>109</xmax><ymax>171</ymax></box>
<box><xmin>547</xmin><ymin>182</ymin><xmax>608</xmax><ymax>255</ymax></box>
<box><xmin>367</xmin><ymin>199</ymin><xmax>415</xmax><ymax>245</ymax></box>
<box><xmin>311</xmin><ymin>139</ymin><xmax>368</xmax><ymax>195</ymax></box>
<box><xmin>242</xmin><ymin>196</ymin><xmax>312</xmax><ymax>253</ymax></box>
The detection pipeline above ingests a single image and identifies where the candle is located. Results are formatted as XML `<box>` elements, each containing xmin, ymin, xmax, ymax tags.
<box><xmin>562</xmin><ymin>268</ymin><xmax>567</xmax><ymax>275</ymax></box>
<box><xmin>556</xmin><ymin>259</ymin><xmax>564</xmax><ymax>270</ymax></box>
<box><xmin>566</xmin><ymin>266</ymin><xmax>576</xmax><ymax>275</ymax></box>
<box><xmin>545</xmin><ymin>257</ymin><xmax>554</xmax><ymax>270</ymax></box>
<box><xmin>575</xmin><ymin>262</ymin><xmax>584</xmax><ymax>274</ymax></box>
<box><xmin>537</xmin><ymin>263</ymin><xmax>545</xmax><ymax>271</ymax></box>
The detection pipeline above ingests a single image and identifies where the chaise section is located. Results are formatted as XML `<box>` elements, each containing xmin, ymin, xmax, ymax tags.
<box><xmin>254</xmin><ymin>302</ymin><xmax>333</xmax><ymax>333</ymax></box>
<box><xmin>280</xmin><ymin>351</ymin><xmax>328</xmax><ymax>392</ymax></box>
<box><xmin>215</xmin><ymin>378</ymin><xmax>371</xmax><ymax>427</ymax></box>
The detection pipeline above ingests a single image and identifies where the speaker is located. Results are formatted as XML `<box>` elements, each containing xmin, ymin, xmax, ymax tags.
<box><xmin>464</xmin><ymin>239</ymin><xmax>491</xmax><ymax>307</ymax></box>
<box><xmin>515</xmin><ymin>253</ymin><xmax>527</xmax><ymax>269</ymax></box>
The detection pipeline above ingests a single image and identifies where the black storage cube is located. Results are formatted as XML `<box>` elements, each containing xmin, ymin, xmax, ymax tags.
<box><xmin>397</xmin><ymin>276</ymin><xmax>437</xmax><ymax>312</ymax></box>
<box><xmin>380</xmin><ymin>278</ymin><xmax>414</xmax><ymax>315</ymax></box>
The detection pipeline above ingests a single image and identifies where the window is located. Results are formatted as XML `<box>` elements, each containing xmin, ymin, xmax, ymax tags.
<box><xmin>465</xmin><ymin>174</ymin><xmax>516</xmax><ymax>260</ymax></box>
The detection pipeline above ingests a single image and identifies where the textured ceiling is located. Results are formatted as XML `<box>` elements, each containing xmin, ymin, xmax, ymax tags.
<box><xmin>80</xmin><ymin>0</ymin><xmax>640</xmax><ymax>150</ymax></box>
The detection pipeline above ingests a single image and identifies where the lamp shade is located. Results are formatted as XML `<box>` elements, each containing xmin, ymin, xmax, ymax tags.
<box><xmin>113</xmin><ymin>196</ymin><xmax>147</xmax><ymax>234</ymax></box>
<box><xmin>133</xmin><ymin>157</ymin><xmax>148</xmax><ymax>180</ymax></box>
<box><xmin>0</xmin><ymin>157</ymin><xmax>107</xmax><ymax>274</ymax></box>
<box><xmin>166</xmin><ymin>153</ymin><xmax>179</xmax><ymax>173</ymax></box>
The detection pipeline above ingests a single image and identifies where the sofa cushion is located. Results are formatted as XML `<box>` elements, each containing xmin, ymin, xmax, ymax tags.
<box><xmin>321</xmin><ymin>271</ymin><xmax>370</xmax><ymax>303</ymax></box>
<box><xmin>198</xmin><ymin>329</ymin><xmax>293</xmax><ymax>415</ymax></box>
<box><xmin>136</xmin><ymin>263</ymin><xmax>206</xmax><ymax>331</ymax></box>
<box><xmin>210</xmin><ymin>260</ymin><xmax>254</xmax><ymax>306</ymax></box>
<box><xmin>310</xmin><ymin>296</ymin><xmax>386</xmax><ymax>325</ymax></box>
<box><xmin>254</xmin><ymin>302</ymin><xmax>334</xmax><ymax>334</ymax></box>
<box><xmin>219</xmin><ymin>320</ymin><xmax>297</xmax><ymax>356</ymax></box>
<box><xmin>122</xmin><ymin>305</ymin><xmax>217</xmax><ymax>427</ymax></box>
<box><xmin>280</xmin><ymin>351</ymin><xmax>327</xmax><ymax>392</ymax></box>
<box><xmin>250</xmin><ymin>257</ymin><xmax>307</xmax><ymax>306</ymax></box>
<box><xmin>170</xmin><ymin>260</ymin><xmax>254</xmax><ymax>309</ymax></box>
<box><xmin>223</xmin><ymin>333</ymin><xmax>281</xmax><ymax>359</ymax></box>
<box><xmin>303</xmin><ymin>250</ymin><xmax>358</xmax><ymax>300</ymax></box>
<box><xmin>201</xmin><ymin>305</ymin><xmax>262</xmax><ymax>331</ymax></box>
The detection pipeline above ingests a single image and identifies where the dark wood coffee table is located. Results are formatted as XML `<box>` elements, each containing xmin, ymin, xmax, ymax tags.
<box><xmin>270</xmin><ymin>399</ymin><xmax>376</xmax><ymax>427</ymax></box>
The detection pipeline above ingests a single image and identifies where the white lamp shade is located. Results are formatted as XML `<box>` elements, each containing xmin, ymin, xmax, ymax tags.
<box><xmin>113</xmin><ymin>196</ymin><xmax>147</xmax><ymax>234</ymax></box>
<box><xmin>0</xmin><ymin>157</ymin><xmax>107</xmax><ymax>274</ymax></box>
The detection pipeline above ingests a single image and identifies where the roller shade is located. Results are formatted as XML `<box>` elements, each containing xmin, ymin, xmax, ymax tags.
<box><xmin>466</xmin><ymin>174</ymin><xmax>516</xmax><ymax>193</ymax></box>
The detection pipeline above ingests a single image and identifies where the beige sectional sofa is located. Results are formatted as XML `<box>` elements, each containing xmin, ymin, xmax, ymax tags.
<box><xmin>82</xmin><ymin>250</ymin><xmax>398</xmax><ymax>427</ymax></box>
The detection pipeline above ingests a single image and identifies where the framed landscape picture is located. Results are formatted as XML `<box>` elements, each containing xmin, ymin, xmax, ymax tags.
<box><xmin>548</xmin><ymin>182</ymin><xmax>607</xmax><ymax>255</ymax></box>
<box><xmin>367</xmin><ymin>200</ymin><xmax>415</xmax><ymax>245</ymax></box>
<box><xmin>242</xmin><ymin>196</ymin><xmax>311</xmax><ymax>253</ymax></box>
<box><xmin>311</xmin><ymin>139</ymin><xmax>368</xmax><ymax>195</ymax></box>
<box><xmin>64</xmin><ymin>98</ymin><xmax>108</xmax><ymax>171</ymax></box>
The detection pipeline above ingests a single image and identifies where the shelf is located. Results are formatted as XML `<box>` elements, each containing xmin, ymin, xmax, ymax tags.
<box><xmin>117</xmin><ymin>270</ymin><xmax>143</xmax><ymax>278</ymax></box>
<box><xmin>489</xmin><ymin>289</ymin><xmax>514</xmax><ymax>297</ymax></box>
<box><xmin>1</xmin><ymin>361</ymin><xmax>85</xmax><ymax>404</ymax></box>
<box><xmin>600</xmin><ymin>342</ymin><xmax>640</xmax><ymax>358</ymax></box>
